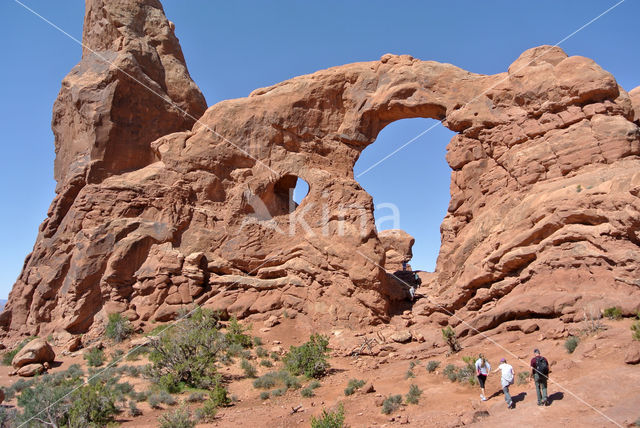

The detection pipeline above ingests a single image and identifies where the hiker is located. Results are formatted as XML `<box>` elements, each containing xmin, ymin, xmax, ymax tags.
<box><xmin>493</xmin><ymin>357</ymin><xmax>514</xmax><ymax>408</ymax></box>
<box><xmin>530</xmin><ymin>348</ymin><xmax>549</xmax><ymax>406</ymax></box>
<box><xmin>475</xmin><ymin>354</ymin><xmax>491</xmax><ymax>401</ymax></box>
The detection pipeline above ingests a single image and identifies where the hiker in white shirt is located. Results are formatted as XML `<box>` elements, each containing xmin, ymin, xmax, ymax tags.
<box><xmin>493</xmin><ymin>357</ymin><xmax>514</xmax><ymax>408</ymax></box>
<box><xmin>474</xmin><ymin>354</ymin><xmax>491</xmax><ymax>401</ymax></box>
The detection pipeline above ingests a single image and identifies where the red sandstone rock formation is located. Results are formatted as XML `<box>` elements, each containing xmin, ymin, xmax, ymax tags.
<box><xmin>2</xmin><ymin>0</ymin><xmax>639</xmax><ymax>338</ymax></box>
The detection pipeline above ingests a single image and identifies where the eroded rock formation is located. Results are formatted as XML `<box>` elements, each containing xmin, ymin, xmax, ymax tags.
<box><xmin>2</xmin><ymin>0</ymin><xmax>639</xmax><ymax>338</ymax></box>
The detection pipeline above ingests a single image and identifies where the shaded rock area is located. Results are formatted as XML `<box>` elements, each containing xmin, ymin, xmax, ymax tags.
<box><xmin>2</xmin><ymin>0</ymin><xmax>640</xmax><ymax>338</ymax></box>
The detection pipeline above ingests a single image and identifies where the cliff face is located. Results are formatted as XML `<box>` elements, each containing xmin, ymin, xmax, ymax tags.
<box><xmin>2</xmin><ymin>0</ymin><xmax>639</xmax><ymax>337</ymax></box>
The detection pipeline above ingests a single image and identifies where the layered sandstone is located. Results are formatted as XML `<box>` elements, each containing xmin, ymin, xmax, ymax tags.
<box><xmin>2</xmin><ymin>0</ymin><xmax>639</xmax><ymax>338</ymax></box>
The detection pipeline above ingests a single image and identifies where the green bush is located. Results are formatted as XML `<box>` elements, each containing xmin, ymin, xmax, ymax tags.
<box><xmin>442</xmin><ymin>326</ymin><xmax>461</xmax><ymax>353</ymax></box>
<box><xmin>110</xmin><ymin>349</ymin><xmax>125</xmax><ymax>365</ymax></box>
<box><xmin>187</xmin><ymin>392</ymin><xmax>207</xmax><ymax>403</ymax></box>
<box><xmin>260</xmin><ymin>359</ymin><xmax>273</xmax><ymax>368</ymax></box>
<box><xmin>443</xmin><ymin>364</ymin><xmax>457</xmax><ymax>382</ymax></box>
<box><xmin>148</xmin><ymin>308</ymin><xmax>224</xmax><ymax>390</ymax></box>
<box><xmin>209</xmin><ymin>383</ymin><xmax>231</xmax><ymax>408</ymax></box>
<box><xmin>405</xmin><ymin>370</ymin><xmax>415</xmax><ymax>379</ymax></box>
<box><xmin>158</xmin><ymin>406</ymin><xmax>196</xmax><ymax>428</ymax></box>
<box><xmin>283</xmin><ymin>333</ymin><xmax>330</xmax><ymax>378</ymax></box>
<box><xmin>381</xmin><ymin>395</ymin><xmax>403</xmax><ymax>415</ymax></box>
<box><xmin>253</xmin><ymin>336</ymin><xmax>263</xmax><ymax>346</ymax></box>
<box><xmin>309</xmin><ymin>380</ymin><xmax>321</xmax><ymax>389</ymax></box>
<box><xmin>241</xmin><ymin>359</ymin><xmax>257</xmax><ymax>378</ymax></box>
<box><xmin>344</xmin><ymin>378</ymin><xmax>366</xmax><ymax>396</ymax></box>
<box><xmin>517</xmin><ymin>371</ymin><xmax>529</xmax><ymax>385</ymax></box>
<box><xmin>565</xmin><ymin>336</ymin><xmax>579</xmax><ymax>353</ymax></box>
<box><xmin>301</xmin><ymin>386</ymin><xmax>315</xmax><ymax>397</ymax></box>
<box><xmin>105</xmin><ymin>312</ymin><xmax>134</xmax><ymax>343</ymax></box>
<box><xmin>271</xmin><ymin>387</ymin><xmax>287</xmax><ymax>397</ymax></box>
<box><xmin>253</xmin><ymin>371</ymin><xmax>300</xmax><ymax>393</ymax></box>
<box><xmin>426</xmin><ymin>360</ymin><xmax>440</xmax><ymax>373</ymax></box>
<box><xmin>405</xmin><ymin>384</ymin><xmax>422</xmax><ymax>405</ymax></box>
<box><xmin>128</xmin><ymin>400</ymin><xmax>142</xmax><ymax>417</ymax></box>
<box><xmin>311</xmin><ymin>403</ymin><xmax>345</xmax><ymax>428</ymax></box>
<box><xmin>632</xmin><ymin>313</ymin><xmax>640</xmax><ymax>341</ymax></box>
<box><xmin>68</xmin><ymin>381</ymin><xmax>119</xmax><ymax>427</ymax></box>
<box><xmin>225</xmin><ymin>317</ymin><xmax>253</xmax><ymax>348</ymax></box>
<box><xmin>260</xmin><ymin>391</ymin><xmax>270</xmax><ymax>400</ymax></box>
<box><xmin>84</xmin><ymin>347</ymin><xmax>105</xmax><ymax>367</ymax></box>
<box><xmin>253</xmin><ymin>372</ymin><xmax>278</xmax><ymax>389</ymax></box>
<box><xmin>195</xmin><ymin>398</ymin><xmax>218</xmax><ymax>422</ymax></box>
<box><xmin>2</xmin><ymin>336</ymin><xmax>37</xmax><ymax>366</ymax></box>
<box><xmin>603</xmin><ymin>306</ymin><xmax>623</xmax><ymax>320</ymax></box>
<box><xmin>256</xmin><ymin>346</ymin><xmax>268</xmax><ymax>358</ymax></box>
<box><xmin>270</xmin><ymin>351</ymin><xmax>281</xmax><ymax>361</ymax></box>
<box><xmin>0</xmin><ymin>407</ymin><xmax>16</xmax><ymax>427</ymax></box>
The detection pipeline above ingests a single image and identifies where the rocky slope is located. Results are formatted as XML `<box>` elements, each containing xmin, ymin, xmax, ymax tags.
<box><xmin>2</xmin><ymin>0</ymin><xmax>639</xmax><ymax>339</ymax></box>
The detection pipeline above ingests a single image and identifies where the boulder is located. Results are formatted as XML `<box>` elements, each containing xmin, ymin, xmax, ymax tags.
<box><xmin>264</xmin><ymin>315</ymin><xmax>280</xmax><ymax>328</ymax></box>
<box><xmin>11</xmin><ymin>339</ymin><xmax>55</xmax><ymax>368</ymax></box>
<box><xmin>624</xmin><ymin>343</ymin><xmax>640</xmax><ymax>365</ymax></box>
<box><xmin>390</xmin><ymin>331</ymin><xmax>412</xmax><ymax>343</ymax></box>
<box><xmin>17</xmin><ymin>363</ymin><xmax>45</xmax><ymax>377</ymax></box>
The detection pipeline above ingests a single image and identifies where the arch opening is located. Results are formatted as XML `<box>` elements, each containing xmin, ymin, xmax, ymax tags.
<box><xmin>249</xmin><ymin>174</ymin><xmax>310</xmax><ymax>220</ymax></box>
<box><xmin>354</xmin><ymin>117</ymin><xmax>455</xmax><ymax>274</ymax></box>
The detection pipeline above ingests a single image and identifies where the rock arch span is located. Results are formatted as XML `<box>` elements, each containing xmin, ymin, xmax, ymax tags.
<box><xmin>2</xmin><ymin>0</ymin><xmax>640</xmax><ymax>340</ymax></box>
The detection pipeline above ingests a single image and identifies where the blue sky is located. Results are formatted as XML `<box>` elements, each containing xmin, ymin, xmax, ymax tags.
<box><xmin>1</xmin><ymin>1</ymin><xmax>639</xmax><ymax>298</ymax></box>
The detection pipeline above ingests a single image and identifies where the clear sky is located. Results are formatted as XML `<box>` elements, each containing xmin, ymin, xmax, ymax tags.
<box><xmin>1</xmin><ymin>1</ymin><xmax>639</xmax><ymax>298</ymax></box>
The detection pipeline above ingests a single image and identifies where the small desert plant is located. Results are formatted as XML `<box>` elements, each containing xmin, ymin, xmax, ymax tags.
<box><xmin>126</xmin><ymin>346</ymin><xmax>149</xmax><ymax>361</ymax></box>
<box><xmin>187</xmin><ymin>392</ymin><xmax>207</xmax><ymax>403</ymax></box>
<box><xmin>260</xmin><ymin>391</ymin><xmax>270</xmax><ymax>400</ymax></box>
<box><xmin>271</xmin><ymin>387</ymin><xmax>287</xmax><ymax>397</ymax></box>
<box><xmin>0</xmin><ymin>407</ymin><xmax>16</xmax><ymax>428</ymax></box>
<box><xmin>603</xmin><ymin>306</ymin><xmax>622</xmax><ymax>320</ymax></box>
<box><xmin>311</xmin><ymin>403</ymin><xmax>345</xmax><ymax>428</ymax></box>
<box><xmin>309</xmin><ymin>380</ymin><xmax>321</xmax><ymax>389</ymax></box>
<box><xmin>225</xmin><ymin>316</ymin><xmax>253</xmax><ymax>349</ymax></box>
<box><xmin>256</xmin><ymin>346</ymin><xmax>268</xmax><ymax>358</ymax></box>
<box><xmin>381</xmin><ymin>394</ymin><xmax>403</xmax><ymax>415</ymax></box>
<box><xmin>408</xmin><ymin>361</ymin><xmax>419</xmax><ymax>369</ymax></box>
<box><xmin>632</xmin><ymin>313</ymin><xmax>640</xmax><ymax>341</ymax></box>
<box><xmin>148</xmin><ymin>393</ymin><xmax>162</xmax><ymax>409</ymax></box>
<box><xmin>426</xmin><ymin>360</ymin><xmax>440</xmax><ymax>373</ymax></box>
<box><xmin>344</xmin><ymin>378</ymin><xmax>366</xmax><ymax>396</ymax></box>
<box><xmin>260</xmin><ymin>359</ymin><xmax>273</xmax><ymax>367</ymax></box>
<box><xmin>158</xmin><ymin>406</ymin><xmax>196</xmax><ymax>428</ymax></box>
<box><xmin>241</xmin><ymin>359</ymin><xmax>257</xmax><ymax>378</ymax></box>
<box><xmin>84</xmin><ymin>347</ymin><xmax>105</xmax><ymax>367</ymax></box>
<box><xmin>517</xmin><ymin>371</ymin><xmax>529</xmax><ymax>385</ymax></box>
<box><xmin>405</xmin><ymin>384</ymin><xmax>422</xmax><ymax>405</ymax></box>
<box><xmin>283</xmin><ymin>333</ymin><xmax>330</xmax><ymax>378</ymax></box>
<box><xmin>105</xmin><ymin>312</ymin><xmax>134</xmax><ymax>343</ymax></box>
<box><xmin>582</xmin><ymin>306</ymin><xmax>604</xmax><ymax>334</ymax></box>
<box><xmin>253</xmin><ymin>336</ymin><xmax>263</xmax><ymax>346</ymax></box>
<box><xmin>209</xmin><ymin>383</ymin><xmax>231</xmax><ymax>407</ymax></box>
<box><xmin>405</xmin><ymin>370</ymin><xmax>415</xmax><ymax>379</ymax></box>
<box><xmin>443</xmin><ymin>364</ymin><xmax>457</xmax><ymax>382</ymax></box>
<box><xmin>565</xmin><ymin>336</ymin><xmax>579</xmax><ymax>353</ymax></box>
<box><xmin>110</xmin><ymin>349</ymin><xmax>125</xmax><ymax>365</ymax></box>
<box><xmin>128</xmin><ymin>400</ymin><xmax>142</xmax><ymax>417</ymax></box>
<box><xmin>195</xmin><ymin>398</ymin><xmax>218</xmax><ymax>422</ymax></box>
<box><xmin>270</xmin><ymin>351</ymin><xmax>280</xmax><ymax>361</ymax></box>
<box><xmin>442</xmin><ymin>326</ymin><xmax>461</xmax><ymax>353</ymax></box>
<box><xmin>301</xmin><ymin>386</ymin><xmax>315</xmax><ymax>397</ymax></box>
<box><xmin>253</xmin><ymin>372</ymin><xmax>279</xmax><ymax>389</ymax></box>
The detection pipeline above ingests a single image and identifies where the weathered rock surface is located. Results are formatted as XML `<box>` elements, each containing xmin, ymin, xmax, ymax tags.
<box><xmin>2</xmin><ymin>1</ymin><xmax>639</xmax><ymax>338</ymax></box>
<box><xmin>17</xmin><ymin>363</ymin><xmax>45</xmax><ymax>377</ymax></box>
<box><xmin>11</xmin><ymin>338</ymin><xmax>55</xmax><ymax>368</ymax></box>
<box><xmin>379</xmin><ymin>229</ymin><xmax>415</xmax><ymax>271</ymax></box>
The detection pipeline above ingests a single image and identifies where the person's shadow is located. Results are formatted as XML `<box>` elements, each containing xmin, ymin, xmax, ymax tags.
<box><xmin>547</xmin><ymin>392</ymin><xmax>564</xmax><ymax>405</ymax></box>
<box><xmin>511</xmin><ymin>392</ymin><xmax>527</xmax><ymax>407</ymax></box>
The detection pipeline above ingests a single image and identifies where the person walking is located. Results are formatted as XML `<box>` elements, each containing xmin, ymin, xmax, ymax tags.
<box><xmin>475</xmin><ymin>354</ymin><xmax>491</xmax><ymax>401</ymax></box>
<box><xmin>493</xmin><ymin>357</ymin><xmax>515</xmax><ymax>408</ymax></box>
<box><xmin>530</xmin><ymin>348</ymin><xmax>549</xmax><ymax>406</ymax></box>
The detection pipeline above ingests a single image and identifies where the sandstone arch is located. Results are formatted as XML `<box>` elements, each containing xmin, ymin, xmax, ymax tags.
<box><xmin>2</xmin><ymin>0</ymin><xmax>640</xmax><ymax>338</ymax></box>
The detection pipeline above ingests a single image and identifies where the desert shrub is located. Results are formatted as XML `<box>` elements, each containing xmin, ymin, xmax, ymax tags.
<box><xmin>405</xmin><ymin>369</ymin><xmax>415</xmax><ymax>379</ymax></box>
<box><xmin>635</xmin><ymin>416</ymin><xmax>640</xmax><ymax>427</ymax></box>
<box><xmin>225</xmin><ymin>317</ymin><xmax>253</xmax><ymax>348</ymax></box>
<box><xmin>405</xmin><ymin>384</ymin><xmax>422</xmax><ymax>405</ymax></box>
<box><xmin>253</xmin><ymin>372</ymin><xmax>279</xmax><ymax>389</ymax></box>
<box><xmin>344</xmin><ymin>378</ymin><xmax>366</xmax><ymax>396</ymax></box>
<box><xmin>148</xmin><ymin>308</ymin><xmax>225</xmax><ymax>390</ymax></box>
<box><xmin>209</xmin><ymin>383</ymin><xmax>231</xmax><ymax>407</ymax></box>
<box><xmin>381</xmin><ymin>395</ymin><xmax>403</xmax><ymax>415</ymax></box>
<box><xmin>301</xmin><ymin>386</ymin><xmax>315</xmax><ymax>397</ymax></box>
<box><xmin>126</xmin><ymin>345</ymin><xmax>150</xmax><ymax>361</ymax></box>
<box><xmin>253</xmin><ymin>371</ymin><xmax>300</xmax><ymax>393</ymax></box>
<box><xmin>195</xmin><ymin>398</ymin><xmax>218</xmax><ymax>422</ymax></box>
<box><xmin>256</xmin><ymin>346</ymin><xmax>268</xmax><ymax>358</ymax></box>
<box><xmin>603</xmin><ymin>306</ymin><xmax>622</xmax><ymax>320</ymax></box>
<box><xmin>84</xmin><ymin>347</ymin><xmax>105</xmax><ymax>367</ymax></box>
<box><xmin>311</xmin><ymin>403</ymin><xmax>345</xmax><ymax>428</ymax></box>
<box><xmin>309</xmin><ymin>380</ymin><xmax>321</xmax><ymax>389</ymax></box>
<box><xmin>105</xmin><ymin>312</ymin><xmax>134</xmax><ymax>343</ymax></box>
<box><xmin>0</xmin><ymin>407</ymin><xmax>16</xmax><ymax>428</ymax></box>
<box><xmin>121</xmin><ymin>364</ymin><xmax>141</xmax><ymax>378</ymax></box>
<box><xmin>271</xmin><ymin>387</ymin><xmax>287</xmax><ymax>397</ymax></box>
<box><xmin>68</xmin><ymin>381</ymin><xmax>119</xmax><ymax>427</ymax></box>
<box><xmin>582</xmin><ymin>306</ymin><xmax>604</xmax><ymax>334</ymax></box>
<box><xmin>260</xmin><ymin>391</ymin><xmax>270</xmax><ymax>400</ymax></box>
<box><xmin>128</xmin><ymin>400</ymin><xmax>142</xmax><ymax>417</ymax></box>
<box><xmin>456</xmin><ymin>356</ymin><xmax>477</xmax><ymax>385</ymax></box>
<box><xmin>158</xmin><ymin>406</ymin><xmax>196</xmax><ymax>428</ymax></box>
<box><xmin>147</xmin><ymin>390</ymin><xmax>177</xmax><ymax>408</ymax></box>
<box><xmin>442</xmin><ymin>327</ymin><xmax>461</xmax><ymax>353</ymax></box>
<box><xmin>517</xmin><ymin>371</ymin><xmax>529</xmax><ymax>385</ymax></box>
<box><xmin>283</xmin><ymin>333</ymin><xmax>330</xmax><ymax>378</ymax></box>
<box><xmin>15</xmin><ymin>374</ymin><xmax>78</xmax><ymax>427</ymax></box>
<box><xmin>565</xmin><ymin>336</ymin><xmax>579</xmax><ymax>354</ymax></box>
<box><xmin>443</xmin><ymin>364</ymin><xmax>457</xmax><ymax>382</ymax></box>
<box><xmin>148</xmin><ymin>394</ymin><xmax>162</xmax><ymax>409</ymax></box>
<box><xmin>260</xmin><ymin>359</ymin><xmax>273</xmax><ymax>367</ymax></box>
<box><xmin>426</xmin><ymin>360</ymin><xmax>440</xmax><ymax>373</ymax></box>
<box><xmin>270</xmin><ymin>351</ymin><xmax>281</xmax><ymax>361</ymax></box>
<box><xmin>409</xmin><ymin>361</ymin><xmax>418</xmax><ymax>369</ymax></box>
<box><xmin>241</xmin><ymin>359</ymin><xmax>257</xmax><ymax>378</ymax></box>
<box><xmin>2</xmin><ymin>336</ymin><xmax>37</xmax><ymax>366</ymax></box>
<box><xmin>253</xmin><ymin>336</ymin><xmax>263</xmax><ymax>346</ymax></box>
<box><xmin>187</xmin><ymin>391</ymin><xmax>207</xmax><ymax>403</ymax></box>
<box><xmin>110</xmin><ymin>349</ymin><xmax>125</xmax><ymax>365</ymax></box>
<box><xmin>632</xmin><ymin>313</ymin><xmax>640</xmax><ymax>341</ymax></box>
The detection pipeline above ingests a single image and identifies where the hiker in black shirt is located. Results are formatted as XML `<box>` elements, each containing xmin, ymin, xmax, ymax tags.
<box><xmin>530</xmin><ymin>348</ymin><xmax>549</xmax><ymax>406</ymax></box>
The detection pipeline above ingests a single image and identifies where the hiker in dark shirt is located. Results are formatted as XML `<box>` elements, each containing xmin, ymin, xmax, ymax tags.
<box><xmin>530</xmin><ymin>348</ymin><xmax>549</xmax><ymax>406</ymax></box>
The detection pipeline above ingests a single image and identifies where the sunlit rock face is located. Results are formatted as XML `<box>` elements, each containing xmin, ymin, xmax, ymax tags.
<box><xmin>2</xmin><ymin>0</ymin><xmax>639</xmax><ymax>337</ymax></box>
